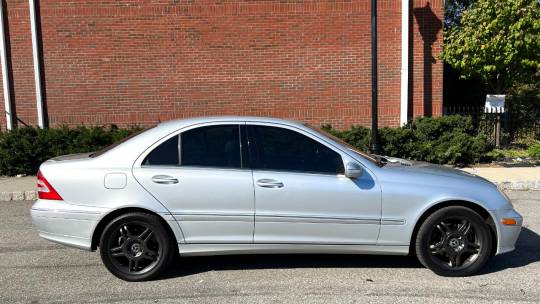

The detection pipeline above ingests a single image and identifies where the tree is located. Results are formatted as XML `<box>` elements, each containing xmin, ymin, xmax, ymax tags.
<box><xmin>441</xmin><ymin>0</ymin><xmax>540</xmax><ymax>94</ymax></box>
<box><xmin>444</xmin><ymin>0</ymin><xmax>475</xmax><ymax>28</ymax></box>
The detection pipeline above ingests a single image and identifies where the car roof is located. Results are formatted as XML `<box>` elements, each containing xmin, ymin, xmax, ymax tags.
<box><xmin>157</xmin><ymin>116</ymin><xmax>307</xmax><ymax>131</ymax></box>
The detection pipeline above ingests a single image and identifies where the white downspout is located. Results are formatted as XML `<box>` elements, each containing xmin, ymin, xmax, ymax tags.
<box><xmin>29</xmin><ymin>0</ymin><xmax>45</xmax><ymax>128</ymax></box>
<box><xmin>400</xmin><ymin>0</ymin><xmax>409</xmax><ymax>126</ymax></box>
<box><xmin>0</xmin><ymin>2</ymin><xmax>13</xmax><ymax>130</ymax></box>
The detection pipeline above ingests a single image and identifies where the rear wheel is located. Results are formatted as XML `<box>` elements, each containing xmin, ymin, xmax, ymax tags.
<box><xmin>415</xmin><ymin>206</ymin><xmax>492</xmax><ymax>276</ymax></box>
<box><xmin>99</xmin><ymin>212</ymin><xmax>175</xmax><ymax>281</ymax></box>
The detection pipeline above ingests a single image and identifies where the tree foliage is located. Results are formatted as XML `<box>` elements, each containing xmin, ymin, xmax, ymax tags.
<box><xmin>444</xmin><ymin>0</ymin><xmax>475</xmax><ymax>28</ymax></box>
<box><xmin>441</xmin><ymin>0</ymin><xmax>540</xmax><ymax>93</ymax></box>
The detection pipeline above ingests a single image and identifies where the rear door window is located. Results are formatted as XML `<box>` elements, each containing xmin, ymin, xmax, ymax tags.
<box><xmin>180</xmin><ymin>125</ymin><xmax>242</xmax><ymax>168</ymax></box>
<box><xmin>143</xmin><ymin>135</ymin><xmax>179</xmax><ymax>166</ymax></box>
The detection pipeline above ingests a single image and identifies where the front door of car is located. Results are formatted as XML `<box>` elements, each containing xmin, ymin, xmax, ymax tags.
<box><xmin>133</xmin><ymin>123</ymin><xmax>255</xmax><ymax>244</ymax></box>
<box><xmin>247</xmin><ymin>124</ymin><xmax>381</xmax><ymax>244</ymax></box>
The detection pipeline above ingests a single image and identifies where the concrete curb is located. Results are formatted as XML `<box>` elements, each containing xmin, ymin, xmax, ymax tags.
<box><xmin>1</xmin><ymin>190</ymin><xmax>37</xmax><ymax>202</ymax></box>
<box><xmin>496</xmin><ymin>181</ymin><xmax>540</xmax><ymax>191</ymax></box>
<box><xmin>0</xmin><ymin>181</ymin><xmax>539</xmax><ymax>202</ymax></box>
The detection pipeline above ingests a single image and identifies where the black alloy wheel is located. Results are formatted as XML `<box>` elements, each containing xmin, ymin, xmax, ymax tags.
<box><xmin>415</xmin><ymin>206</ymin><xmax>492</xmax><ymax>276</ymax></box>
<box><xmin>99</xmin><ymin>212</ymin><xmax>175</xmax><ymax>281</ymax></box>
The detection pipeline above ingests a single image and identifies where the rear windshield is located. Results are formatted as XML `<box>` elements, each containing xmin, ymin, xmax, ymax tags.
<box><xmin>90</xmin><ymin>127</ymin><xmax>153</xmax><ymax>158</ymax></box>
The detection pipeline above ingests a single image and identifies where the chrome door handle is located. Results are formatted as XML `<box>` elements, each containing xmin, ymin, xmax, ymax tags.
<box><xmin>152</xmin><ymin>175</ymin><xmax>179</xmax><ymax>184</ymax></box>
<box><xmin>256</xmin><ymin>179</ymin><xmax>284</xmax><ymax>188</ymax></box>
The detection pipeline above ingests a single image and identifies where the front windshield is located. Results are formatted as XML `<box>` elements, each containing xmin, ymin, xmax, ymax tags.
<box><xmin>304</xmin><ymin>124</ymin><xmax>382</xmax><ymax>166</ymax></box>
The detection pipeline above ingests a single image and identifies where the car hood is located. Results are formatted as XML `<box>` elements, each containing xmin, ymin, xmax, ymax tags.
<box><xmin>380</xmin><ymin>156</ymin><xmax>492</xmax><ymax>184</ymax></box>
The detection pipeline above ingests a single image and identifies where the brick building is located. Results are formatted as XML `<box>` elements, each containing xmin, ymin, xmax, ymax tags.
<box><xmin>0</xmin><ymin>0</ymin><xmax>443</xmax><ymax>130</ymax></box>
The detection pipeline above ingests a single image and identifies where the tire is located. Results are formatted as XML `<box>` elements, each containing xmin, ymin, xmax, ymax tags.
<box><xmin>99</xmin><ymin>212</ymin><xmax>175</xmax><ymax>281</ymax></box>
<box><xmin>415</xmin><ymin>206</ymin><xmax>492</xmax><ymax>277</ymax></box>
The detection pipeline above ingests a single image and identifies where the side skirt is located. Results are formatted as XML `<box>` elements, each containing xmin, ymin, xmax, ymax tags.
<box><xmin>178</xmin><ymin>243</ymin><xmax>409</xmax><ymax>256</ymax></box>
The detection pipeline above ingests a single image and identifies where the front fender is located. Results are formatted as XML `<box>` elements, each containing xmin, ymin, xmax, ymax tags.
<box><xmin>376</xmin><ymin>177</ymin><xmax>508</xmax><ymax>247</ymax></box>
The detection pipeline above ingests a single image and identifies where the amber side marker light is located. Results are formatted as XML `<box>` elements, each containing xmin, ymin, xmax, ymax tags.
<box><xmin>501</xmin><ymin>218</ymin><xmax>517</xmax><ymax>226</ymax></box>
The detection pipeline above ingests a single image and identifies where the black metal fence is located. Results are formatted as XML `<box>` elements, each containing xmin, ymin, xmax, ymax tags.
<box><xmin>443</xmin><ymin>106</ymin><xmax>540</xmax><ymax>147</ymax></box>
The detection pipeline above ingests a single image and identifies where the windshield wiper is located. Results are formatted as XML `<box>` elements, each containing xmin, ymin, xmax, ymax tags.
<box><xmin>372</xmin><ymin>154</ymin><xmax>388</xmax><ymax>167</ymax></box>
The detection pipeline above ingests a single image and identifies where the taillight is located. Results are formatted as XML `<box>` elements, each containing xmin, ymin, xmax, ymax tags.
<box><xmin>37</xmin><ymin>170</ymin><xmax>63</xmax><ymax>200</ymax></box>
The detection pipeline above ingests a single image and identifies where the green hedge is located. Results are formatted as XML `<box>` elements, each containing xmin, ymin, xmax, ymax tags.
<box><xmin>528</xmin><ymin>142</ymin><xmax>540</xmax><ymax>158</ymax></box>
<box><xmin>323</xmin><ymin>115</ymin><xmax>492</xmax><ymax>166</ymax></box>
<box><xmin>0</xmin><ymin>125</ymin><xmax>142</xmax><ymax>176</ymax></box>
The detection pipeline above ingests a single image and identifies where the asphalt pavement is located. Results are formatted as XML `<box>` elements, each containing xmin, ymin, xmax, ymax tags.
<box><xmin>1</xmin><ymin>191</ymin><xmax>539</xmax><ymax>303</ymax></box>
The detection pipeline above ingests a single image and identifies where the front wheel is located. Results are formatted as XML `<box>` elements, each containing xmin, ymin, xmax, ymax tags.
<box><xmin>415</xmin><ymin>206</ymin><xmax>492</xmax><ymax>276</ymax></box>
<box><xmin>99</xmin><ymin>212</ymin><xmax>175</xmax><ymax>281</ymax></box>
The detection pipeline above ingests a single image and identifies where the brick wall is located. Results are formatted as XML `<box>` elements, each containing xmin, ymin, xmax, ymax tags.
<box><xmin>0</xmin><ymin>0</ymin><xmax>443</xmax><ymax>130</ymax></box>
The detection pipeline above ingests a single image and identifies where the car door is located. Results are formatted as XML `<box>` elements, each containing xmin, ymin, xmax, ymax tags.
<box><xmin>248</xmin><ymin>123</ymin><xmax>381</xmax><ymax>244</ymax></box>
<box><xmin>132</xmin><ymin>122</ymin><xmax>255</xmax><ymax>243</ymax></box>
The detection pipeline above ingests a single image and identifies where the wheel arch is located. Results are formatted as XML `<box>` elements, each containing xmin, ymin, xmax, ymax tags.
<box><xmin>91</xmin><ymin>207</ymin><xmax>179</xmax><ymax>251</ymax></box>
<box><xmin>409</xmin><ymin>200</ymin><xmax>498</xmax><ymax>256</ymax></box>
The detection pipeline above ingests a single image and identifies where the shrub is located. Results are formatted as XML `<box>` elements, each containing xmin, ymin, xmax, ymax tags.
<box><xmin>324</xmin><ymin>115</ymin><xmax>492</xmax><ymax>166</ymax></box>
<box><xmin>0</xmin><ymin>125</ymin><xmax>142</xmax><ymax>176</ymax></box>
<box><xmin>528</xmin><ymin>142</ymin><xmax>540</xmax><ymax>158</ymax></box>
<box><xmin>486</xmin><ymin>148</ymin><xmax>529</xmax><ymax>160</ymax></box>
<box><xmin>378</xmin><ymin>127</ymin><xmax>415</xmax><ymax>159</ymax></box>
<box><xmin>322</xmin><ymin>124</ymin><xmax>371</xmax><ymax>152</ymax></box>
<box><xmin>403</xmin><ymin>115</ymin><xmax>491</xmax><ymax>165</ymax></box>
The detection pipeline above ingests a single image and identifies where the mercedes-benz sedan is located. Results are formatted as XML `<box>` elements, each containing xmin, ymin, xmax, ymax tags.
<box><xmin>31</xmin><ymin>116</ymin><xmax>522</xmax><ymax>281</ymax></box>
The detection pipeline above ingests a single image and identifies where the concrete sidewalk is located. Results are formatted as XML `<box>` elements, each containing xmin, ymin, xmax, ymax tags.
<box><xmin>0</xmin><ymin>176</ymin><xmax>36</xmax><ymax>192</ymax></box>
<box><xmin>0</xmin><ymin>176</ymin><xmax>37</xmax><ymax>201</ymax></box>
<box><xmin>460</xmin><ymin>167</ymin><xmax>540</xmax><ymax>183</ymax></box>
<box><xmin>1</xmin><ymin>166</ymin><xmax>539</xmax><ymax>201</ymax></box>
<box><xmin>461</xmin><ymin>167</ymin><xmax>540</xmax><ymax>191</ymax></box>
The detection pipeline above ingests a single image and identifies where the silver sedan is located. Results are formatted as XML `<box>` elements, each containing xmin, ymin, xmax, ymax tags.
<box><xmin>31</xmin><ymin>116</ymin><xmax>522</xmax><ymax>281</ymax></box>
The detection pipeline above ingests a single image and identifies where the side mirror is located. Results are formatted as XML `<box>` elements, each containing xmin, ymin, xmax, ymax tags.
<box><xmin>345</xmin><ymin>162</ymin><xmax>363</xmax><ymax>179</ymax></box>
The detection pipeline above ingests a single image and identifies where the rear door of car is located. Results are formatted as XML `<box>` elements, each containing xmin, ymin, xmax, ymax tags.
<box><xmin>132</xmin><ymin>122</ymin><xmax>255</xmax><ymax>243</ymax></box>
